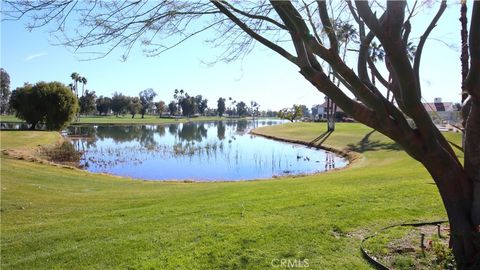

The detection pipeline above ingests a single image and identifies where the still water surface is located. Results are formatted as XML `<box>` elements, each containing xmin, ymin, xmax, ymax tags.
<box><xmin>67</xmin><ymin>120</ymin><xmax>346</xmax><ymax>181</ymax></box>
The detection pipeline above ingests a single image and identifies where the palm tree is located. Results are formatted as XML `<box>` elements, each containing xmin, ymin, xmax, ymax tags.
<box><xmin>232</xmin><ymin>100</ymin><xmax>237</xmax><ymax>116</ymax></box>
<box><xmin>173</xmin><ymin>89</ymin><xmax>185</xmax><ymax>116</ymax></box>
<box><xmin>336</xmin><ymin>23</ymin><xmax>358</xmax><ymax>41</ymax></box>
<box><xmin>324</xmin><ymin>22</ymin><xmax>358</xmax><ymax>132</ymax></box>
<box><xmin>406</xmin><ymin>42</ymin><xmax>417</xmax><ymax>62</ymax></box>
<box><xmin>227</xmin><ymin>97</ymin><xmax>235</xmax><ymax>116</ymax></box>
<box><xmin>368</xmin><ymin>41</ymin><xmax>385</xmax><ymax>86</ymax></box>
<box><xmin>70</xmin><ymin>72</ymin><xmax>80</xmax><ymax>98</ymax></box>
<box><xmin>336</xmin><ymin>22</ymin><xmax>358</xmax><ymax>60</ymax></box>
<box><xmin>250</xmin><ymin>101</ymin><xmax>259</xmax><ymax>120</ymax></box>
<box><xmin>81</xmin><ymin>76</ymin><xmax>87</xmax><ymax>97</ymax></box>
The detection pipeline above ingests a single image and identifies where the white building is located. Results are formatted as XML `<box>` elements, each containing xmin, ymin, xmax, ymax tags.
<box><xmin>311</xmin><ymin>97</ymin><xmax>343</xmax><ymax>120</ymax></box>
<box><xmin>422</xmin><ymin>97</ymin><xmax>460</xmax><ymax>124</ymax></box>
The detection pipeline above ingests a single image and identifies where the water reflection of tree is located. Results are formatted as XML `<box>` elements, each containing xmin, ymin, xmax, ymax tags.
<box><xmin>236</xmin><ymin>119</ymin><xmax>248</xmax><ymax>133</ymax></box>
<box><xmin>178</xmin><ymin>123</ymin><xmax>208</xmax><ymax>142</ymax></box>
<box><xmin>68</xmin><ymin>125</ymin><xmax>98</xmax><ymax>148</ymax></box>
<box><xmin>198</xmin><ymin>123</ymin><xmax>207</xmax><ymax>139</ymax></box>
<box><xmin>138</xmin><ymin>126</ymin><xmax>157</xmax><ymax>149</ymax></box>
<box><xmin>225</xmin><ymin>120</ymin><xmax>236</xmax><ymax>127</ymax></box>
<box><xmin>68</xmin><ymin>125</ymin><xmax>96</xmax><ymax>137</ymax></box>
<box><xmin>168</xmin><ymin>124</ymin><xmax>177</xmax><ymax>136</ymax></box>
<box><xmin>93</xmin><ymin>125</ymin><xmax>159</xmax><ymax>148</ymax></box>
<box><xmin>95</xmin><ymin>125</ymin><xmax>145</xmax><ymax>144</ymax></box>
<box><xmin>156</xmin><ymin>125</ymin><xmax>166</xmax><ymax>136</ymax></box>
<box><xmin>217</xmin><ymin>121</ymin><xmax>225</xmax><ymax>140</ymax></box>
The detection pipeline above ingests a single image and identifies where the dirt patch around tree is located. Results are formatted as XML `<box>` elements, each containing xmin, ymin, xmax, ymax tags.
<box><xmin>362</xmin><ymin>222</ymin><xmax>455</xmax><ymax>269</ymax></box>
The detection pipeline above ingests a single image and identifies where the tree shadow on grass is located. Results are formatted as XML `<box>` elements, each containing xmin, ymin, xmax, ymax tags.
<box><xmin>347</xmin><ymin>130</ymin><xmax>402</xmax><ymax>153</ymax></box>
<box><xmin>309</xmin><ymin>130</ymin><xmax>333</xmax><ymax>147</ymax></box>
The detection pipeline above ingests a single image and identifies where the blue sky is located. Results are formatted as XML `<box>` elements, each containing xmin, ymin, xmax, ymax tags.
<box><xmin>1</xmin><ymin>1</ymin><xmax>469</xmax><ymax>110</ymax></box>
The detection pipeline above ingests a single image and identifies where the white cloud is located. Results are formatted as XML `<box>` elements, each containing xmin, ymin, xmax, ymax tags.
<box><xmin>24</xmin><ymin>52</ymin><xmax>48</xmax><ymax>61</ymax></box>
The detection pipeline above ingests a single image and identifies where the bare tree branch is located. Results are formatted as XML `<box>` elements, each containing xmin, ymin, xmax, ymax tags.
<box><xmin>413</xmin><ymin>0</ymin><xmax>447</xmax><ymax>89</ymax></box>
<box><xmin>317</xmin><ymin>0</ymin><xmax>338</xmax><ymax>53</ymax></box>
<box><xmin>465</xmin><ymin>1</ymin><xmax>480</xmax><ymax>99</ymax></box>
<box><xmin>211</xmin><ymin>1</ymin><xmax>297</xmax><ymax>65</ymax></box>
<box><xmin>221</xmin><ymin>1</ymin><xmax>287</xmax><ymax>30</ymax></box>
<box><xmin>302</xmin><ymin>0</ymin><xmax>322</xmax><ymax>44</ymax></box>
<box><xmin>367</xmin><ymin>57</ymin><xmax>389</xmax><ymax>88</ymax></box>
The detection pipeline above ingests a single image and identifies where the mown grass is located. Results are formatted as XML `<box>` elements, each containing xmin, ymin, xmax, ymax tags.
<box><xmin>0</xmin><ymin>123</ymin><xmax>458</xmax><ymax>269</ymax></box>
<box><xmin>0</xmin><ymin>131</ymin><xmax>61</xmax><ymax>150</ymax></box>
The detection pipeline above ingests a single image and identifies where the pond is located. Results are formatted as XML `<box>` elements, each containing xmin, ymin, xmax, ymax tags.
<box><xmin>1</xmin><ymin>122</ymin><xmax>41</xmax><ymax>130</ymax></box>
<box><xmin>65</xmin><ymin>120</ymin><xmax>346</xmax><ymax>181</ymax></box>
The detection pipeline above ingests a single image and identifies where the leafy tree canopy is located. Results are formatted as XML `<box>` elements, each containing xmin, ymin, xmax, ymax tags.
<box><xmin>168</xmin><ymin>101</ymin><xmax>177</xmax><ymax>116</ymax></box>
<box><xmin>1</xmin><ymin>68</ymin><xmax>11</xmax><ymax>114</ymax></box>
<box><xmin>128</xmin><ymin>96</ymin><xmax>142</xmax><ymax>118</ymax></box>
<box><xmin>217</xmin><ymin>97</ymin><xmax>226</xmax><ymax>117</ymax></box>
<box><xmin>236</xmin><ymin>101</ymin><xmax>248</xmax><ymax>117</ymax></box>
<box><xmin>79</xmin><ymin>90</ymin><xmax>97</xmax><ymax>115</ymax></box>
<box><xmin>96</xmin><ymin>96</ymin><xmax>112</xmax><ymax>115</ymax></box>
<box><xmin>9</xmin><ymin>81</ymin><xmax>78</xmax><ymax>130</ymax></box>
<box><xmin>111</xmin><ymin>92</ymin><xmax>130</xmax><ymax>116</ymax></box>
<box><xmin>278</xmin><ymin>105</ymin><xmax>304</xmax><ymax>122</ymax></box>
<box><xmin>155</xmin><ymin>100</ymin><xmax>166</xmax><ymax>117</ymax></box>
<box><xmin>139</xmin><ymin>88</ymin><xmax>157</xmax><ymax>118</ymax></box>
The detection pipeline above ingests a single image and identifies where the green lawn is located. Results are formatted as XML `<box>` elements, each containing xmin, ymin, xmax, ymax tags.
<box><xmin>0</xmin><ymin>123</ymin><xmax>456</xmax><ymax>269</ymax></box>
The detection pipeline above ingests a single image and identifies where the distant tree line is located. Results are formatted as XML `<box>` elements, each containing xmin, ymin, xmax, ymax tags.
<box><xmin>72</xmin><ymin>86</ymin><xmax>275</xmax><ymax>119</ymax></box>
<box><xmin>1</xmin><ymin>68</ymin><xmax>305</xmax><ymax>128</ymax></box>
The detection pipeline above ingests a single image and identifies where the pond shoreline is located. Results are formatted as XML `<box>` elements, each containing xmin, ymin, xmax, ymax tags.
<box><xmin>250</xmin><ymin>128</ymin><xmax>361</xmax><ymax>170</ymax></box>
<box><xmin>2</xmin><ymin>122</ymin><xmax>355</xmax><ymax>183</ymax></box>
<box><xmin>69</xmin><ymin>120</ymin><xmax>348</xmax><ymax>181</ymax></box>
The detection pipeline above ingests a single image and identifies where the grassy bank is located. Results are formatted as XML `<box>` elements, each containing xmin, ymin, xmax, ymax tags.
<box><xmin>1</xmin><ymin>123</ymin><xmax>454</xmax><ymax>269</ymax></box>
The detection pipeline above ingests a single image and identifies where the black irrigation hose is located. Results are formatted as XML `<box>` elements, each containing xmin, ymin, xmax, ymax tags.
<box><xmin>360</xmin><ymin>220</ymin><xmax>449</xmax><ymax>270</ymax></box>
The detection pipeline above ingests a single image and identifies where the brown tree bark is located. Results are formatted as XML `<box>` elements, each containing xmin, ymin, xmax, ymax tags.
<box><xmin>463</xmin><ymin>3</ymin><xmax>480</xmax><ymax>267</ymax></box>
<box><xmin>460</xmin><ymin>0</ymin><xmax>469</xmax><ymax>103</ymax></box>
<box><xmin>421</xmin><ymin>148</ymin><xmax>478</xmax><ymax>268</ymax></box>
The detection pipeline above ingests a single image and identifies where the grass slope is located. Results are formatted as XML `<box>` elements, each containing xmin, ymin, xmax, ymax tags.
<box><xmin>0</xmin><ymin>123</ymin><xmax>455</xmax><ymax>269</ymax></box>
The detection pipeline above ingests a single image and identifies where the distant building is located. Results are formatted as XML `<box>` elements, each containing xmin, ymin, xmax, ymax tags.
<box><xmin>422</xmin><ymin>97</ymin><xmax>460</xmax><ymax>124</ymax></box>
<box><xmin>311</xmin><ymin>97</ymin><xmax>344</xmax><ymax>121</ymax></box>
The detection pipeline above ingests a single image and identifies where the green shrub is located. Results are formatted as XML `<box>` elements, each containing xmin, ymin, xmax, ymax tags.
<box><xmin>9</xmin><ymin>81</ymin><xmax>79</xmax><ymax>130</ymax></box>
<box><xmin>432</xmin><ymin>239</ymin><xmax>455</xmax><ymax>269</ymax></box>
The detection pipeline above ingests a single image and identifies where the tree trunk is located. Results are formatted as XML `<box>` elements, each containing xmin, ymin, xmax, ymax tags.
<box><xmin>29</xmin><ymin>122</ymin><xmax>37</xmax><ymax>130</ymax></box>
<box><xmin>370</xmin><ymin>67</ymin><xmax>376</xmax><ymax>86</ymax></box>
<box><xmin>464</xmin><ymin>0</ymin><xmax>480</xmax><ymax>238</ymax></box>
<box><xmin>422</xmin><ymin>149</ymin><xmax>480</xmax><ymax>269</ymax></box>
<box><xmin>460</xmin><ymin>1</ymin><xmax>469</xmax><ymax>103</ymax></box>
<box><xmin>465</xmin><ymin>100</ymin><xmax>480</xmax><ymax>230</ymax></box>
